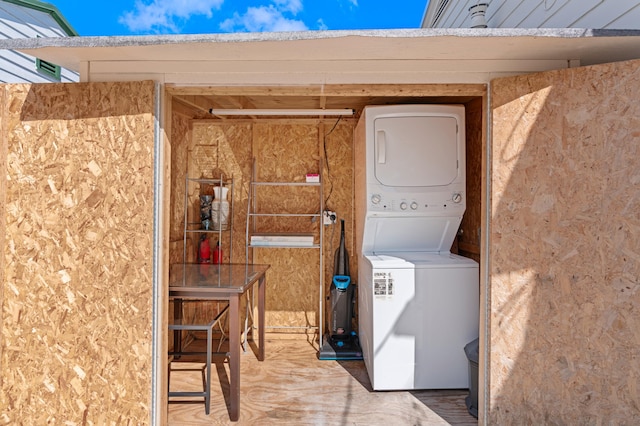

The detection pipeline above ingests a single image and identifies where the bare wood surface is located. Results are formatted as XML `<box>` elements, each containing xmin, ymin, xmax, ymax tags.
<box><xmin>166</xmin><ymin>84</ymin><xmax>487</xmax><ymax>97</ymax></box>
<box><xmin>2</xmin><ymin>81</ymin><xmax>156</xmax><ymax>422</ymax></box>
<box><xmin>168</xmin><ymin>337</ymin><xmax>477</xmax><ymax>425</ymax></box>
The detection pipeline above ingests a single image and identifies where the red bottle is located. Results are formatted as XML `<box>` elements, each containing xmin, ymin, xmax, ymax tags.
<box><xmin>212</xmin><ymin>241</ymin><xmax>222</xmax><ymax>264</ymax></box>
<box><xmin>198</xmin><ymin>235</ymin><xmax>211</xmax><ymax>263</ymax></box>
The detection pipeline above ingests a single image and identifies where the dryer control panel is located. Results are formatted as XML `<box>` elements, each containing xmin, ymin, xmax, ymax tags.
<box><xmin>367</xmin><ymin>190</ymin><xmax>465</xmax><ymax>214</ymax></box>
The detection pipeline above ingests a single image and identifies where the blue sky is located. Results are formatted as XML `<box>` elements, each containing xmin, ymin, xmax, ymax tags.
<box><xmin>50</xmin><ymin>0</ymin><xmax>428</xmax><ymax>36</ymax></box>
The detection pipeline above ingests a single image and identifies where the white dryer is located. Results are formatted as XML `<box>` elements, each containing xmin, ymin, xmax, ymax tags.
<box><xmin>354</xmin><ymin>105</ymin><xmax>479</xmax><ymax>391</ymax></box>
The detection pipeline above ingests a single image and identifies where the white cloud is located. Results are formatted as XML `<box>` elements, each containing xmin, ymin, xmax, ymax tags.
<box><xmin>274</xmin><ymin>0</ymin><xmax>303</xmax><ymax>14</ymax></box>
<box><xmin>219</xmin><ymin>1</ymin><xmax>307</xmax><ymax>33</ymax></box>
<box><xmin>317</xmin><ymin>18</ymin><xmax>328</xmax><ymax>31</ymax></box>
<box><xmin>120</xmin><ymin>0</ymin><xmax>224</xmax><ymax>33</ymax></box>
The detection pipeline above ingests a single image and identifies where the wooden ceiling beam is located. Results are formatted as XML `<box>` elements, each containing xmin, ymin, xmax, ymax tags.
<box><xmin>166</xmin><ymin>83</ymin><xmax>486</xmax><ymax>98</ymax></box>
<box><xmin>173</xmin><ymin>95</ymin><xmax>210</xmax><ymax>114</ymax></box>
<box><xmin>171</xmin><ymin>99</ymin><xmax>199</xmax><ymax>117</ymax></box>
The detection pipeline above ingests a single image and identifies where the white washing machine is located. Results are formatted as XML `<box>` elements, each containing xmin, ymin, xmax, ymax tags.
<box><xmin>354</xmin><ymin>104</ymin><xmax>479</xmax><ymax>391</ymax></box>
<box><xmin>359</xmin><ymin>252</ymin><xmax>478</xmax><ymax>390</ymax></box>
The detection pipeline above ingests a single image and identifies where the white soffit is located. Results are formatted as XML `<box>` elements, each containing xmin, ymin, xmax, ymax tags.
<box><xmin>3</xmin><ymin>28</ymin><xmax>640</xmax><ymax>73</ymax></box>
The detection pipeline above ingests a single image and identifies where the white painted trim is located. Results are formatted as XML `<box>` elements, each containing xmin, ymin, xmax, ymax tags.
<box><xmin>82</xmin><ymin>59</ymin><xmax>570</xmax><ymax>86</ymax></box>
<box><xmin>79</xmin><ymin>61</ymin><xmax>89</xmax><ymax>82</ymax></box>
<box><xmin>87</xmin><ymin>59</ymin><xmax>571</xmax><ymax>75</ymax></box>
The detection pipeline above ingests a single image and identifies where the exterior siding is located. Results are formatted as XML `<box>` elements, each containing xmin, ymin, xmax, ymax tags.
<box><xmin>0</xmin><ymin>2</ymin><xmax>69</xmax><ymax>37</ymax></box>
<box><xmin>0</xmin><ymin>1</ymin><xmax>78</xmax><ymax>82</ymax></box>
<box><xmin>423</xmin><ymin>0</ymin><xmax>640</xmax><ymax>30</ymax></box>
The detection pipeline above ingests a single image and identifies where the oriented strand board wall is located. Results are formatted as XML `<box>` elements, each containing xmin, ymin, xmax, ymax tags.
<box><xmin>172</xmin><ymin>122</ymin><xmax>253</xmax><ymax>331</ymax></box>
<box><xmin>489</xmin><ymin>59</ymin><xmax>640</xmax><ymax>424</ymax></box>
<box><xmin>185</xmin><ymin>119</ymin><xmax>355</xmax><ymax>334</ymax></box>
<box><xmin>458</xmin><ymin>97</ymin><xmax>484</xmax><ymax>262</ymax></box>
<box><xmin>167</xmin><ymin>106</ymin><xmax>192</xmax><ymax>348</ymax></box>
<box><xmin>0</xmin><ymin>82</ymin><xmax>156</xmax><ymax>422</ymax></box>
<box><xmin>320</xmin><ymin>121</ymin><xmax>356</xmax><ymax>330</ymax></box>
<box><xmin>169</xmin><ymin>108</ymin><xmax>192</xmax><ymax>264</ymax></box>
<box><xmin>188</xmin><ymin>123</ymin><xmax>253</xmax><ymax>266</ymax></box>
<box><xmin>250</xmin><ymin>122</ymin><xmax>321</xmax><ymax>331</ymax></box>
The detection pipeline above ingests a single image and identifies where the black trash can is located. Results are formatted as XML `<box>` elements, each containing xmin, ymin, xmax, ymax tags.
<box><xmin>464</xmin><ymin>338</ymin><xmax>479</xmax><ymax>418</ymax></box>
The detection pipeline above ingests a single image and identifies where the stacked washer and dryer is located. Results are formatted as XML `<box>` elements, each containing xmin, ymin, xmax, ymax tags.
<box><xmin>354</xmin><ymin>105</ymin><xmax>479</xmax><ymax>391</ymax></box>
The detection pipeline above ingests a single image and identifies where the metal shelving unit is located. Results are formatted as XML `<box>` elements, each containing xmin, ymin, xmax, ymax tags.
<box><xmin>174</xmin><ymin>175</ymin><xmax>235</xmax><ymax>359</ymax></box>
<box><xmin>183</xmin><ymin>175</ymin><xmax>234</xmax><ymax>265</ymax></box>
<box><xmin>245</xmin><ymin>158</ymin><xmax>324</xmax><ymax>341</ymax></box>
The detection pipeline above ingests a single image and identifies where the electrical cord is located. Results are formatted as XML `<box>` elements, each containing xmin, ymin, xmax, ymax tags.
<box><xmin>322</xmin><ymin>116</ymin><xmax>342</xmax><ymax>209</ymax></box>
<box><xmin>327</xmin><ymin>218</ymin><xmax>336</xmax><ymax>266</ymax></box>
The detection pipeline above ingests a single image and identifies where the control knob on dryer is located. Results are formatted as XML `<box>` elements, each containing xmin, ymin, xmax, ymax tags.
<box><xmin>410</xmin><ymin>201</ymin><xmax>418</xmax><ymax>210</ymax></box>
<box><xmin>371</xmin><ymin>194</ymin><xmax>381</xmax><ymax>204</ymax></box>
<box><xmin>452</xmin><ymin>193</ymin><xmax>463</xmax><ymax>203</ymax></box>
<box><xmin>400</xmin><ymin>201</ymin><xmax>407</xmax><ymax>210</ymax></box>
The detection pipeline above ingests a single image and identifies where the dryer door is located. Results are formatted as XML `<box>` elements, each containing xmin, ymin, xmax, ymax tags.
<box><xmin>373</xmin><ymin>115</ymin><xmax>459</xmax><ymax>187</ymax></box>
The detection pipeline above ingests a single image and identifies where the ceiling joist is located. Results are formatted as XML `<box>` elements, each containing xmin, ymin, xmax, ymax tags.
<box><xmin>165</xmin><ymin>84</ymin><xmax>487</xmax><ymax>98</ymax></box>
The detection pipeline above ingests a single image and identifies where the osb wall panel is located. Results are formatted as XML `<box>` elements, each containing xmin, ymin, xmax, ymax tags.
<box><xmin>177</xmin><ymin>120</ymin><xmax>356</xmax><ymax>333</ymax></box>
<box><xmin>489</xmin><ymin>59</ymin><xmax>640</xmax><ymax>424</ymax></box>
<box><xmin>168</xmin><ymin>105</ymin><xmax>191</xmax><ymax>350</ymax></box>
<box><xmin>252</xmin><ymin>123</ymin><xmax>322</xmax><ymax>330</ymax></box>
<box><xmin>169</xmin><ymin>107</ymin><xmax>191</xmax><ymax>261</ymax></box>
<box><xmin>0</xmin><ymin>85</ymin><xmax>6</xmax><ymax>383</ymax></box>
<box><xmin>320</xmin><ymin>121</ymin><xmax>356</xmax><ymax>329</ymax></box>
<box><xmin>188</xmin><ymin>123</ymin><xmax>253</xmax><ymax>266</ymax></box>
<box><xmin>1</xmin><ymin>82</ymin><xmax>156</xmax><ymax>423</ymax></box>
<box><xmin>252</xmin><ymin>247</ymin><xmax>321</xmax><ymax>329</ymax></box>
<box><xmin>176</xmin><ymin>123</ymin><xmax>253</xmax><ymax>329</ymax></box>
<box><xmin>458</xmin><ymin>97</ymin><xmax>483</xmax><ymax>263</ymax></box>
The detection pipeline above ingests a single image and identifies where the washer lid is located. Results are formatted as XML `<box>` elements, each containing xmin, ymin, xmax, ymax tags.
<box><xmin>366</xmin><ymin>252</ymin><xmax>479</xmax><ymax>268</ymax></box>
<box><xmin>393</xmin><ymin>251</ymin><xmax>479</xmax><ymax>268</ymax></box>
<box><xmin>364</xmin><ymin>254</ymin><xmax>415</xmax><ymax>269</ymax></box>
<box><xmin>373</xmin><ymin>115</ymin><xmax>459</xmax><ymax>187</ymax></box>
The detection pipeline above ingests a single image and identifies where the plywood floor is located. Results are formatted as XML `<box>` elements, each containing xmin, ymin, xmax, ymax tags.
<box><xmin>168</xmin><ymin>335</ymin><xmax>478</xmax><ymax>425</ymax></box>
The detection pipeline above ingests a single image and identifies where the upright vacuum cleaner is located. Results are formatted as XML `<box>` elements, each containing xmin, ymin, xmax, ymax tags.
<box><xmin>319</xmin><ymin>219</ymin><xmax>363</xmax><ymax>360</ymax></box>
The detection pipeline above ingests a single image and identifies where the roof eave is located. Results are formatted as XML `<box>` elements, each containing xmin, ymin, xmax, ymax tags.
<box><xmin>2</xmin><ymin>0</ymin><xmax>78</xmax><ymax>36</ymax></box>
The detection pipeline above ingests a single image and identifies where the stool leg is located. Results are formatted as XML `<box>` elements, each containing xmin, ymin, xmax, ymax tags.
<box><xmin>167</xmin><ymin>356</ymin><xmax>172</xmax><ymax>397</ymax></box>
<box><xmin>205</xmin><ymin>323</ymin><xmax>212</xmax><ymax>415</ymax></box>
